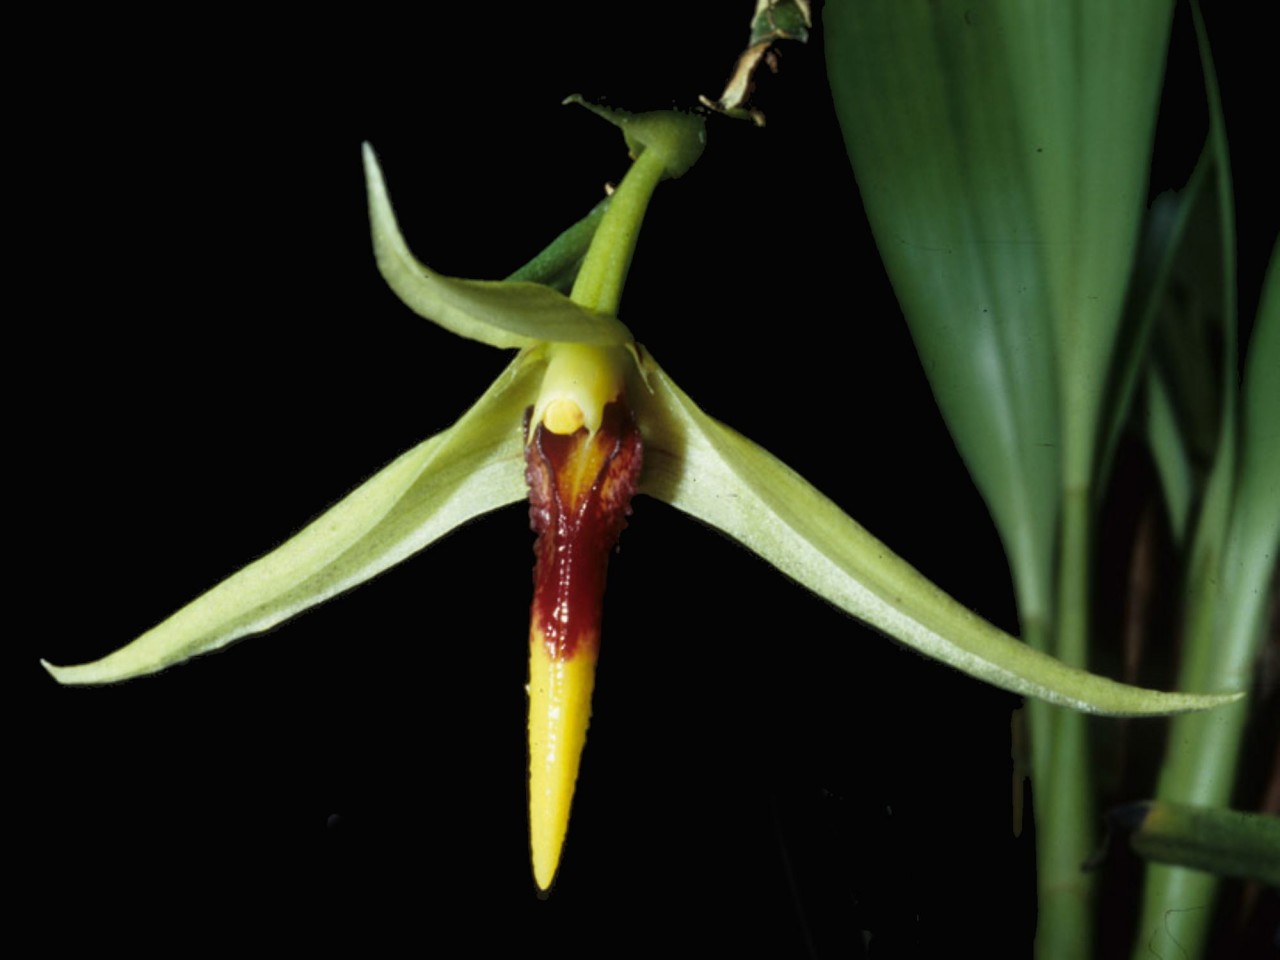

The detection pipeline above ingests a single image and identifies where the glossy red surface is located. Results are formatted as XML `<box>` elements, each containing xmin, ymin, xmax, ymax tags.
<box><xmin>525</xmin><ymin>399</ymin><xmax>643</xmax><ymax>661</ymax></box>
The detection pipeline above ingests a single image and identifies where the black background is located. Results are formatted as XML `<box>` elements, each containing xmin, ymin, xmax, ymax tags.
<box><xmin>24</xmin><ymin>5</ymin><xmax>1273</xmax><ymax>957</ymax></box>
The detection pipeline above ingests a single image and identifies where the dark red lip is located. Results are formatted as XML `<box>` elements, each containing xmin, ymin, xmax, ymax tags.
<box><xmin>525</xmin><ymin>398</ymin><xmax>643</xmax><ymax>661</ymax></box>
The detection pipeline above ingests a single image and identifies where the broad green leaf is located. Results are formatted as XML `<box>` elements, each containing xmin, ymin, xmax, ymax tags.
<box><xmin>1006</xmin><ymin>1</ymin><xmax>1174</xmax><ymax>490</ymax></box>
<box><xmin>825</xmin><ymin>2</ymin><xmax>1059</xmax><ymax>623</ymax></box>
<box><xmin>42</xmin><ymin>351</ymin><xmax>542</xmax><ymax>685</ymax></box>
<box><xmin>364</xmin><ymin>144</ymin><xmax>632</xmax><ymax>349</ymax></box>
<box><xmin>825</xmin><ymin>1</ymin><xmax>1174</xmax><ymax>623</ymax></box>
<box><xmin>634</xmin><ymin>350</ymin><xmax>1237</xmax><ymax>717</ymax></box>
<box><xmin>827</xmin><ymin>13</ymin><xmax>1176</xmax><ymax>942</ymax></box>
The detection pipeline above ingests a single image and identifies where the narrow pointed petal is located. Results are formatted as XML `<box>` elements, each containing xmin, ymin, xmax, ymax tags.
<box><xmin>634</xmin><ymin>351</ymin><xmax>1240</xmax><ymax>716</ymax></box>
<box><xmin>524</xmin><ymin>395</ymin><xmax>643</xmax><ymax>890</ymax></box>
<box><xmin>364</xmin><ymin>144</ymin><xmax>632</xmax><ymax>349</ymax></box>
<box><xmin>42</xmin><ymin>352</ymin><xmax>543</xmax><ymax>685</ymax></box>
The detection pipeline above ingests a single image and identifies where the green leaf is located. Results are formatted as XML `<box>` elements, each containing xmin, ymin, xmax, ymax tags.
<box><xmin>42</xmin><ymin>351</ymin><xmax>541</xmax><ymax>685</ymax></box>
<box><xmin>1226</xmin><ymin>239</ymin><xmax>1280</xmax><ymax>627</ymax></box>
<box><xmin>1152</xmin><ymin>0</ymin><xmax>1244</xmax><ymax>752</ymax></box>
<box><xmin>1195</xmin><ymin>245</ymin><xmax>1280</xmax><ymax>695</ymax></box>
<box><xmin>635</xmin><ymin>350</ymin><xmax>1237</xmax><ymax>717</ymax></box>
<box><xmin>1145</xmin><ymin>366</ymin><xmax>1194</xmax><ymax>543</ymax></box>
<box><xmin>364</xmin><ymin>144</ymin><xmax>632</xmax><ymax>349</ymax></box>
<box><xmin>1112</xmin><ymin>801</ymin><xmax>1280</xmax><ymax>887</ymax></box>
<box><xmin>1098</xmin><ymin>154</ymin><xmax>1210</xmax><ymax>493</ymax></box>
<box><xmin>825</xmin><ymin>2</ymin><xmax>1058</xmax><ymax>623</ymax></box>
<box><xmin>825</xmin><ymin>1</ymin><xmax>1174</xmax><ymax>621</ymax></box>
<box><xmin>1146</xmin><ymin>158</ymin><xmax>1232</xmax><ymax>473</ymax></box>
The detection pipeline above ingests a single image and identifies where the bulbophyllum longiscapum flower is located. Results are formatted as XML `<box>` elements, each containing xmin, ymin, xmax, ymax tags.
<box><xmin>41</xmin><ymin>99</ymin><xmax>1239</xmax><ymax>893</ymax></box>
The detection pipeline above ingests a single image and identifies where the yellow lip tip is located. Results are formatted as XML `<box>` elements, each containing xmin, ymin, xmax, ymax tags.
<box><xmin>528</xmin><ymin>634</ymin><xmax>599</xmax><ymax>895</ymax></box>
<box><xmin>531</xmin><ymin>826</ymin><xmax>566</xmax><ymax>893</ymax></box>
<box><xmin>533</xmin><ymin>852</ymin><xmax>560</xmax><ymax>893</ymax></box>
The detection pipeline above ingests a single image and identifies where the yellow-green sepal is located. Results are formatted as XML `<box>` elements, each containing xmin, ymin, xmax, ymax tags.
<box><xmin>364</xmin><ymin>144</ymin><xmax>632</xmax><ymax>349</ymax></box>
<box><xmin>634</xmin><ymin>350</ymin><xmax>1240</xmax><ymax>717</ymax></box>
<box><xmin>42</xmin><ymin>350</ymin><xmax>544</xmax><ymax>685</ymax></box>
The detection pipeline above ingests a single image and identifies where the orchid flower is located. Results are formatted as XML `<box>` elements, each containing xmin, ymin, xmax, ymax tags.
<box><xmin>41</xmin><ymin>102</ymin><xmax>1237</xmax><ymax>892</ymax></box>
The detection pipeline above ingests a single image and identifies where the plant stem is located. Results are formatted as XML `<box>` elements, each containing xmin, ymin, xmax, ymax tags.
<box><xmin>1034</xmin><ymin>485</ymin><xmax>1095</xmax><ymax>960</ymax></box>
<box><xmin>1020</xmin><ymin>617</ymin><xmax>1052</xmax><ymax>799</ymax></box>
<box><xmin>1129</xmin><ymin>512</ymin><xmax>1263</xmax><ymax>959</ymax></box>
<box><xmin>1131</xmin><ymin>702</ymin><xmax>1251</xmax><ymax>956</ymax></box>
<box><xmin>570</xmin><ymin>147</ymin><xmax>666</xmax><ymax>315</ymax></box>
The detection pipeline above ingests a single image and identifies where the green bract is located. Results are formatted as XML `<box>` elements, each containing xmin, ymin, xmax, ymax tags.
<box><xmin>42</xmin><ymin>105</ymin><xmax>1237</xmax><ymax>720</ymax></box>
